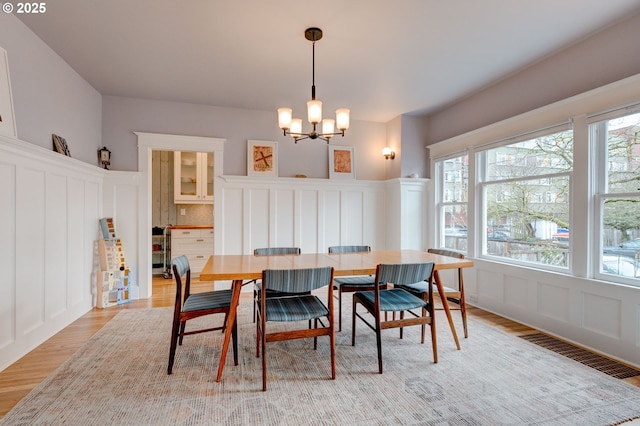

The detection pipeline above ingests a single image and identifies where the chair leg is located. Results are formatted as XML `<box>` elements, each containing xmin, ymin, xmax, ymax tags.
<box><xmin>167</xmin><ymin>314</ymin><xmax>181</xmax><ymax>374</ymax></box>
<box><xmin>261</xmin><ymin>316</ymin><xmax>268</xmax><ymax>391</ymax></box>
<box><xmin>460</xmin><ymin>296</ymin><xmax>468</xmax><ymax>338</ymax></box>
<box><xmin>431</xmin><ymin>314</ymin><xmax>438</xmax><ymax>364</ymax></box>
<box><xmin>351</xmin><ymin>297</ymin><xmax>357</xmax><ymax>346</ymax></box>
<box><xmin>256</xmin><ymin>310</ymin><xmax>261</xmax><ymax>358</ymax></box>
<box><xmin>314</xmin><ymin>318</ymin><xmax>318</xmax><ymax>350</ymax></box>
<box><xmin>375</xmin><ymin>314</ymin><xmax>383</xmax><ymax>374</ymax></box>
<box><xmin>253</xmin><ymin>291</ymin><xmax>256</xmax><ymax>323</ymax></box>
<box><xmin>338</xmin><ymin>289</ymin><xmax>343</xmax><ymax>332</ymax></box>
<box><xmin>421</xmin><ymin>307</ymin><xmax>426</xmax><ymax>344</ymax></box>
<box><xmin>232</xmin><ymin>318</ymin><xmax>238</xmax><ymax>366</ymax></box>
<box><xmin>178</xmin><ymin>321</ymin><xmax>186</xmax><ymax>345</ymax></box>
<box><xmin>330</xmin><ymin>316</ymin><xmax>336</xmax><ymax>380</ymax></box>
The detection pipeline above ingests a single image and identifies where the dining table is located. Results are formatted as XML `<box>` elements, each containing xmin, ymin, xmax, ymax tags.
<box><xmin>200</xmin><ymin>249</ymin><xmax>474</xmax><ymax>382</ymax></box>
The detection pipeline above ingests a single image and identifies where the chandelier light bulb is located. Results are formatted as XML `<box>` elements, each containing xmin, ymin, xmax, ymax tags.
<box><xmin>290</xmin><ymin>118</ymin><xmax>303</xmax><ymax>135</ymax></box>
<box><xmin>322</xmin><ymin>118</ymin><xmax>335</xmax><ymax>135</ymax></box>
<box><xmin>336</xmin><ymin>108</ymin><xmax>350</xmax><ymax>131</ymax></box>
<box><xmin>307</xmin><ymin>100</ymin><xmax>322</xmax><ymax>124</ymax></box>
<box><xmin>278</xmin><ymin>108</ymin><xmax>292</xmax><ymax>130</ymax></box>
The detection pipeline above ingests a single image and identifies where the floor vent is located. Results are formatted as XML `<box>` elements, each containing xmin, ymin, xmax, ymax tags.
<box><xmin>520</xmin><ymin>333</ymin><xmax>640</xmax><ymax>379</ymax></box>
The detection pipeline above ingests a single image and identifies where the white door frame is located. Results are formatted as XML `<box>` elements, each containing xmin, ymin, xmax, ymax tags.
<box><xmin>136</xmin><ymin>132</ymin><xmax>225</xmax><ymax>298</ymax></box>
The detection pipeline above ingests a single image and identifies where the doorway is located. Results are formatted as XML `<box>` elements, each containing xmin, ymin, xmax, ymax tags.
<box><xmin>136</xmin><ymin>133</ymin><xmax>225</xmax><ymax>299</ymax></box>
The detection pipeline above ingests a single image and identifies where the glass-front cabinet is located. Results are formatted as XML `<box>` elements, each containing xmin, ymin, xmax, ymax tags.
<box><xmin>174</xmin><ymin>151</ymin><xmax>214</xmax><ymax>204</ymax></box>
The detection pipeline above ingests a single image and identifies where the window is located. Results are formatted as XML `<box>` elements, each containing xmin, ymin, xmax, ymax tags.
<box><xmin>592</xmin><ymin>111</ymin><xmax>640</xmax><ymax>285</ymax></box>
<box><xmin>478</xmin><ymin>128</ymin><xmax>573</xmax><ymax>268</ymax></box>
<box><xmin>436</xmin><ymin>154</ymin><xmax>468</xmax><ymax>253</ymax></box>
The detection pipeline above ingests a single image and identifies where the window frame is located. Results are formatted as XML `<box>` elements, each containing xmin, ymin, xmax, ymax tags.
<box><xmin>590</xmin><ymin>110</ymin><xmax>640</xmax><ymax>286</ymax></box>
<box><xmin>474</xmin><ymin>125</ymin><xmax>573</xmax><ymax>271</ymax></box>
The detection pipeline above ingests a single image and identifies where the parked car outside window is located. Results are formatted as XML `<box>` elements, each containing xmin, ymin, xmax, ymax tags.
<box><xmin>603</xmin><ymin>238</ymin><xmax>640</xmax><ymax>258</ymax></box>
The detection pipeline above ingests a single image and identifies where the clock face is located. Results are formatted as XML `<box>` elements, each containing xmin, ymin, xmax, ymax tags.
<box><xmin>101</xmin><ymin>150</ymin><xmax>110</xmax><ymax>161</ymax></box>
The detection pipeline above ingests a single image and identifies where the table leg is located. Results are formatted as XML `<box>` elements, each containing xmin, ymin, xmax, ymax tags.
<box><xmin>216</xmin><ymin>279</ymin><xmax>243</xmax><ymax>382</ymax></box>
<box><xmin>434</xmin><ymin>270</ymin><xmax>461</xmax><ymax>350</ymax></box>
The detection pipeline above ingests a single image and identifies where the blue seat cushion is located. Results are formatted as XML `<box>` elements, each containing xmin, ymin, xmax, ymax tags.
<box><xmin>355</xmin><ymin>288</ymin><xmax>427</xmax><ymax>312</ymax></box>
<box><xmin>183</xmin><ymin>289</ymin><xmax>233</xmax><ymax>312</ymax></box>
<box><xmin>396</xmin><ymin>281</ymin><xmax>430</xmax><ymax>294</ymax></box>
<box><xmin>266</xmin><ymin>295</ymin><xmax>329</xmax><ymax>322</ymax></box>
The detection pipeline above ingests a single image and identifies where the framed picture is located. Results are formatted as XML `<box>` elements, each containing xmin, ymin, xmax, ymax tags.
<box><xmin>247</xmin><ymin>140</ymin><xmax>278</xmax><ymax>177</ymax></box>
<box><xmin>328</xmin><ymin>145</ymin><xmax>355</xmax><ymax>179</ymax></box>
<box><xmin>52</xmin><ymin>134</ymin><xmax>71</xmax><ymax>157</ymax></box>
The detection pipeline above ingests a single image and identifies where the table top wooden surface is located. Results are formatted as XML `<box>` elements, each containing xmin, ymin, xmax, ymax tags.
<box><xmin>200</xmin><ymin>249</ymin><xmax>473</xmax><ymax>281</ymax></box>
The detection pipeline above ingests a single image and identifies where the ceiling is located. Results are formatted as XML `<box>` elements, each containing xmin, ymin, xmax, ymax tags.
<box><xmin>17</xmin><ymin>0</ymin><xmax>640</xmax><ymax>123</ymax></box>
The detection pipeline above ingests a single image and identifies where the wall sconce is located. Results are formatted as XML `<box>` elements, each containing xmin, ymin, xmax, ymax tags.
<box><xmin>382</xmin><ymin>147</ymin><xmax>395</xmax><ymax>160</ymax></box>
<box><xmin>98</xmin><ymin>146</ymin><xmax>111</xmax><ymax>169</ymax></box>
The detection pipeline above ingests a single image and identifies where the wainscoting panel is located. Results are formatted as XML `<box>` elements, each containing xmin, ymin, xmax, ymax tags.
<box><xmin>248</xmin><ymin>188</ymin><xmax>270</xmax><ymax>249</ymax></box>
<box><xmin>469</xmin><ymin>258</ymin><xmax>640</xmax><ymax>367</ymax></box>
<box><xmin>0</xmin><ymin>135</ymin><xmax>103</xmax><ymax>372</ymax></box>
<box><xmin>582</xmin><ymin>292</ymin><xmax>621</xmax><ymax>339</ymax></box>
<box><xmin>321</xmin><ymin>190</ymin><xmax>341</xmax><ymax>248</ymax></box>
<box><xmin>45</xmin><ymin>173</ymin><xmax>68</xmax><ymax>319</ymax></box>
<box><xmin>342</xmin><ymin>191</ymin><xmax>364</xmax><ymax>245</ymax></box>
<box><xmin>218</xmin><ymin>176</ymin><xmax>425</xmax><ymax>255</ymax></box>
<box><xmin>0</xmin><ymin>161</ymin><xmax>16</xmax><ymax>351</ymax></box>
<box><xmin>538</xmin><ymin>281</ymin><xmax>571</xmax><ymax>323</ymax></box>
<box><xmin>476</xmin><ymin>268</ymin><xmax>504</xmax><ymax>304</ymax></box>
<box><xmin>221</xmin><ymin>187</ymin><xmax>243</xmax><ymax>255</ymax></box>
<box><xmin>16</xmin><ymin>166</ymin><xmax>46</xmax><ymax>336</ymax></box>
<box><xmin>273</xmin><ymin>188</ymin><xmax>295</xmax><ymax>247</ymax></box>
<box><xmin>504</xmin><ymin>274</ymin><xmax>528</xmax><ymax>310</ymax></box>
<box><xmin>297</xmin><ymin>189</ymin><xmax>319</xmax><ymax>252</ymax></box>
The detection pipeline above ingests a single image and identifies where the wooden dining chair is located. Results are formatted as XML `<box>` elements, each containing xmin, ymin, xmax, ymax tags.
<box><xmin>328</xmin><ymin>245</ymin><xmax>386</xmax><ymax>332</ymax></box>
<box><xmin>352</xmin><ymin>262</ymin><xmax>436</xmax><ymax>373</ymax></box>
<box><xmin>396</xmin><ymin>248</ymin><xmax>468</xmax><ymax>339</ymax></box>
<box><xmin>167</xmin><ymin>255</ymin><xmax>237</xmax><ymax>375</ymax></box>
<box><xmin>428</xmin><ymin>248</ymin><xmax>468</xmax><ymax>338</ymax></box>
<box><xmin>256</xmin><ymin>266</ymin><xmax>335</xmax><ymax>391</ymax></box>
<box><xmin>252</xmin><ymin>247</ymin><xmax>302</xmax><ymax>322</ymax></box>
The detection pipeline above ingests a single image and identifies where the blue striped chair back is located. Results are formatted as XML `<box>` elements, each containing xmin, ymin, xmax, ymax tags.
<box><xmin>377</xmin><ymin>262</ymin><xmax>435</xmax><ymax>286</ymax></box>
<box><xmin>263</xmin><ymin>267</ymin><xmax>334</xmax><ymax>293</ymax></box>
<box><xmin>427</xmin><ymin>248</ymin><xmax>464</xmax><ymax>259</ymax></box>
<box><xmin>328</xmin><ymin>245</ymin><xmax>371</xmax><ymax>254</ymax></box>
<box><xmin>254</xmin><ymin>247</ymin><xmax>301</xmax><ymax>255</ymax></box>
<box><xmin>172</xmin><ymin>255</ymin><xmax>190</xmax><ymax>277</ymax></box>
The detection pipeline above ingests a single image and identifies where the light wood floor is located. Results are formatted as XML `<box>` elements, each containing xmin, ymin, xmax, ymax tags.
<box><xmin>1</xmin><ymin>276</ymin><xmax>639</xmax><ymax>418</ymax></box>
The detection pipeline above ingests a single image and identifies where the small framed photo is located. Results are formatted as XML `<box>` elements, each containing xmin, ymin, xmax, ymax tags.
<box><xmin>328</xmin><ymin>145</ymin><xmax>355</xmax><ymax>179</ymax></box>
<box><xmin>52</xmin><ymin>134</ymin><xmax>71</xmax><ymax>157</ymax></box>
<box><xmin>247</xmin><ymin>140</ymin><xmax>278</xmax><ymax>177</ymax></box>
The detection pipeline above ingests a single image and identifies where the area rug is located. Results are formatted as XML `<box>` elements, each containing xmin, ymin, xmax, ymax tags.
<box><xmin>2</xmin><ymin>299</ymin><xmax>640</xmax><ymax>425</ymax></box>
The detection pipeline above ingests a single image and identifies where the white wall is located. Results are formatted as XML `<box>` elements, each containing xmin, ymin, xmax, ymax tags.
<box><xmin>102</xmin><ymin>95</ymin><xmax>389</xmax><ymax>179</ymax></box>
<box><xmin>424</xmin><ymin>11</ymin><xmax>640</xmax><ymax>147</ymax></box>
<box><xmin>0</xmin><ymin>14</ymin><xmax>102</xmax><ymax>165</ymax></box>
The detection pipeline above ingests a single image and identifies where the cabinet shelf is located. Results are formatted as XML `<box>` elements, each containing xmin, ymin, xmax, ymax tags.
<box><xmin>174</xmin><ymin>151</ymin><xmax>214</xmax><ymax>204</ymax></box>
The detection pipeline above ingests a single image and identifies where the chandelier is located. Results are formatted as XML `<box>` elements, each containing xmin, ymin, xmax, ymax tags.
<box><xmin>277</xmin><ymin>27</ymin><xmax>350</xmax><ymax>144</ymax></box>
